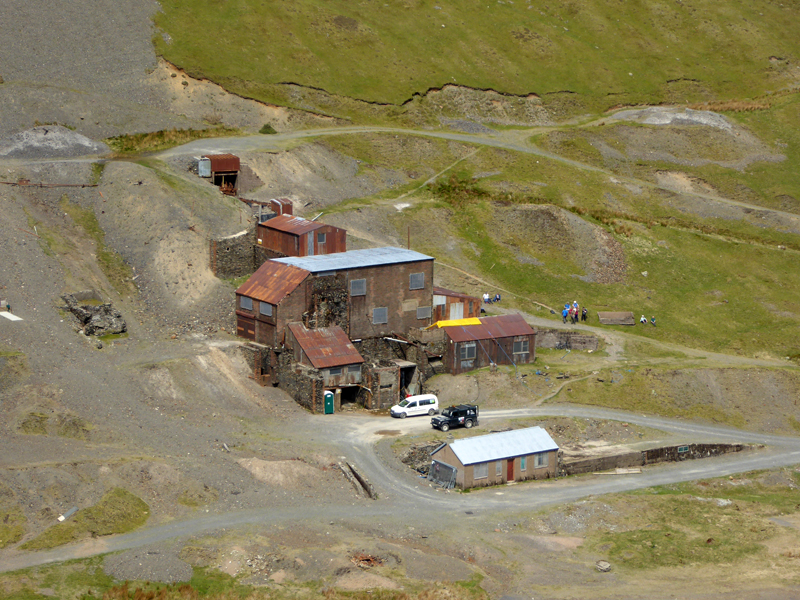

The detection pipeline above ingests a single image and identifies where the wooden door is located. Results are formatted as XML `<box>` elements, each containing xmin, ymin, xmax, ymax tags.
<box><xmin>237</xmin><ymin>316</ymin><xmax>256</xmax><ymax>340</ymax></box>
<box><xmin>507</xmin><ymin>459</ymin><xmax>514</xmax><ymax>482</ymax></box>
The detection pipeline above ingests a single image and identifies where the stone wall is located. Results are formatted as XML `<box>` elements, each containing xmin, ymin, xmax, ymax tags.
<box><xmin>536</xmin><ymin>328</ymin><xmax>598</xmax><ymax>351</ymax></box>
<box><xmin>254</xmin><ymin>245</ymin><xmax>285</xmax><ymax>266</ymax></box>
<box><xmin>276</xmin><ymin>352</ymin><xmax>324</xmax><ymax>413</ymax></box>
<box><xmin>561</xmin><ymin>443</ymin><xmax>748</xmax><ymax>476</ymax></box>
<box><xmin>209</xmin><ymin>225</ymin><xmax>256</xmax><ymax>279</ymax></box>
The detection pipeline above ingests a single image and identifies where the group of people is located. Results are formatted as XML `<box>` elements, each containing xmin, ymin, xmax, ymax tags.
<box><xmin>562</xmin><ymin>301</ymin><xmax>587</xmax><ymax>324</ymax></box>
<box><xmin>640</xmin><ymin>315</ymin><xmax>656</xmax><ymax>326</ymax></box>
<box><xmin>483</xmin><ymin>293</ymin><xmax>501</xmax><ymax>304</ymax></box>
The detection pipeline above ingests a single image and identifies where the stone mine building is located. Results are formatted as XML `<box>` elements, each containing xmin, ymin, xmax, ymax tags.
<box><xmin>236</xmin><ymin>247</ymin><xmax>440</xmax><ymax>412</ymax></box>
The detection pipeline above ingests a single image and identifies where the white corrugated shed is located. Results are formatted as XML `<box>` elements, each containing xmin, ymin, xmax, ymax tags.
<box><xmin>450</xmin><ymin>426</ymin><xmax>558</xmax><ymax>466</ymax></box>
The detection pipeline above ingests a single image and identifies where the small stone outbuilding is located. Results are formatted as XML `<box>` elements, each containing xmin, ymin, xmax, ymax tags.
<box><xmin>429</xmin><ymin>426</ymin><xmax>558</xmax><ymax>489</ymax></box>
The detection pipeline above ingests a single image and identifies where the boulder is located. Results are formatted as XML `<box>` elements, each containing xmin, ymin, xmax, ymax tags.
<box><xmin>61</xmin><ymin>294</ymin><xmax>127</xmax><ymax>336</ymax></box>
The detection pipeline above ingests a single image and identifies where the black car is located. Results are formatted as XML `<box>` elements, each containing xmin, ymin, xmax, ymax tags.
<box><xmin>431</xmin><ymin>404</ymin><xmax>479</xmax><ymax>432</ymax></box>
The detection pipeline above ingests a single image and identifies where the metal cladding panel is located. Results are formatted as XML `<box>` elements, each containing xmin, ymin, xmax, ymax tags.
<box><xmin>444</xmin><ymin>313</ymin><xmax>535</xmax><ymax>343</ymax></box>
<box><xmin>287</xmin><ymin>323</ymin><xmax>364</xmax><ymax>369</ymax></box>
<box><xmin>432</xmin><ymin>286</ymin><xmax>480</xmax><ymax>302</ymax></box>
<box><xmin>270</xmin><ymin>198</ymin><xmax>293</xmax><ymax>215</ymax></box>
<box><xmin>264</xmin><ymin>214</ymin><xmax>324</xmax><ymax>235</ymax></box>
<box><xmin>205</xmin><ymin>153</ymin><xmax>240</xmax><ymax>172</ymax></box>
<box><xmin>450</xmin><ymin>427</ymin><xmax>559</xmax><ymax>466</ymax></box>
<box><xmin>273</xmin><ymin>247</ymin><xmax>433</xmax><ymax>273</ymax></box>
<box><xmin>236</xmin><ymin>261</ymin><xmax>309</xmax><ymax>304</ymax></box>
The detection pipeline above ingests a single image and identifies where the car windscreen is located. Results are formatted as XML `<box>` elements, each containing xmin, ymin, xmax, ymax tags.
<box><xmin>398</xmin><ymin>399</ymin><xmax>410</xmax><ymax>407</ymax></box>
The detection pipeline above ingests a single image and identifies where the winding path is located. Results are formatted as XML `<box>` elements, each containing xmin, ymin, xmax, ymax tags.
<box><xmin>3</xmin><ymin>403</ymin><xmax>799</xmax><ymax>574</ymax></box>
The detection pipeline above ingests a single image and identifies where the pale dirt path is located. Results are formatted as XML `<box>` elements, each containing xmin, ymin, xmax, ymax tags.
<box><xmin>4</xmin><ymin>403</ymin><xmax>800</xmax><ymax>574</ymax></box>
<box><xmin>158</xmin><ymin>125</ymin><xmax>800</xmax><ymax>228</ymax></box>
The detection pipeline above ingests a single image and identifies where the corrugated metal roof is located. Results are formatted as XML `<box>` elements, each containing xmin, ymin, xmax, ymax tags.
<box><xmin>273</xmin><ymin>247</ymin><xmax>433</xmax><ymax>273</ymax></box>
<box><xmin>203</xmin><ymin>153</ymin><xmax>240</xmax><ymax>172</ymax></box>
<box><xmin>235</xmin><ymin>261</ymin><xmax>309</xmax><ymax>304</ymax></box>
<box><xmin>444</xmin><ymin>313</ymin><xmax>535</xmax><ymax>342</ymax></box>
<box><xmin>447</xmin><ymin>426</ymin><xmax>559</xmax><ymax>466</ymax></box>
<box><xmin>261</xmin><ymin>214</ymin><xmax>324</xmax><ymax>235</ymax></box>
<box><xmin>432</xmin><ymin>286</ymin><xmax>480</xmax><ymax>301</ymax></box>
<box><xmin>287</xmin><ymin>323</ymin><xmax>364</xmax><ymax>369</ymax></box>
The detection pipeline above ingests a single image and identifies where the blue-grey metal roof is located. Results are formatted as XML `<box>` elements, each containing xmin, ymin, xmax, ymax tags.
<box><xmin>448</xmin><ymin>426</ymin><xmax>559</xmax><ymax>466</ymax></box>
<box><xmin>273</xmin><ymin>247</ymin><xmax>433</xmax><ymax>273</ymax></box>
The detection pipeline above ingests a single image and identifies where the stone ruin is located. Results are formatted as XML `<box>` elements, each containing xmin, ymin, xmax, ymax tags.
<box><xmin>61</xmin><ymin>293</ymin><xmax>127</xmax><ymax>336</ymax></box>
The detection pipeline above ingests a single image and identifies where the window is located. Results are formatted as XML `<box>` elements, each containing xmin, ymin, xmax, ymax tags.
<box><xmin>459</xmin><ymin>342</ymin><xmax>476</xmax><ymax>360</ymax></box>
<box><xmin>417</xmin><ymin>306</ymin><xmax>432</xmax><ymax>320</ymax></box>
<box><xmin>496</xmin><ymin>461</ymin><xmax>502</xmax><ymax>476</ymax></box>
<box><xmin>317</xmin><ymin>232</ymin><xmax>326</xmax><ymax>243</ymax></box>
<box><xmin>409</xmin><ymin>272</ymin><xmax>425</xmax><ymax>290</ymax></box>
<box><xmin>373</xmin><ymin>307</ymin><xmax>388</xmax><ymax>324</ymax></box>
<box><xmin>348</xmin><ymin>364</ymin><xmax>361</xmax><ymax>373</ymax></box>
<box><xmin>433</xmin><ymin>295</ymin><xmax>446</xmax><ymax>306</ymax></box>
<box><xmin>469</xmin><ymin>300</ymin><xmax>474</xmax><ymax>314</ymax></box>
<box><xmin>350</xmin><ymin>278</ymin><xmax>366</xmax><ymax>296</ymax></box>
<box><xmin>328</xmin><ymin>367</ymin><xmax>342</xmax><ymax>376</ymax></box>
<box><xmin>240</xmin><ymin>296</ymin><xmax>253</xmax><ymax>311</ymax></box>
<box><xmin>534</xmin><ymin>452</ymin><xmax>548</xmax><ymax>468</ymax></box>
<box><xmin>474</xmin><ymin>463</ymin><xmax>488</xmax><ymax>480</ymax></box>
<box><xmin>513</xmin><ymin>339</ymin><xmax>529</xmax><ymax>354</ymax></box>
<box><xmin>259</xmin><ymin>302</ymin><xmax>273</xmax><ymax>317</ymax></box>
<box><xmin>521</xmin><ymin>456</ymin><xmax>527</xmax><ymax>471</ymax></box>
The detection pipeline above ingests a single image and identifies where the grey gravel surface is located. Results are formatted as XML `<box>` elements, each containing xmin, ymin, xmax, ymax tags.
<box><xmin>104</xmin><ymin>542</ymin><xmax>193</xmax><ymax>584</ymax></box>
<box><xmin>0</xmin><ymin>126</ymin><xmax>109</xmax><ymax>159</ymax></box>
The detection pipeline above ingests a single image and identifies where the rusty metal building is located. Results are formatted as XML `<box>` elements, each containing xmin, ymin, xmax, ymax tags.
<box><xmin>256</xmin><ymin>214</ymin><xmax>346</xmax><ymax>258</ymax></box>
<box><xmin>442</xmin><ymin>314</ymin><xmax>536</xmax><ymax>375</ymax></box>
<box><xmin>199</xmin><ymin>154</ymin><xmax>240</xmax><ymax>195</ymax></box>
<box><xmin>273</xmin><ymin>247</ymin><xmax>435</xmax><ymax>340</ymax></box>
<box><xmin>432</xmin><ymin>287</ymin><xmax>481</xmax><ymax>322</ymax></box>
<box><xmin>429</xmin><ymin>426</ymin><xmax>558</xmax><ymax>489</ymax></box>
<box><xmin>285</xmin><ymin>323</ymin><xmax>364</xmax><ymax>406</ymax></box>
<box><xmin>235</xmin><ymin>262</ymin><xmax>309</xmax><ymax>345</ymax></box>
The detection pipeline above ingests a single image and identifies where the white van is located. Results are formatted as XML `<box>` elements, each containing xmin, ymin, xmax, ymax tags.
<box><xmin>390</xmin><ymin>394</ymin><xmax>439</xmax><ymax>418</ymax></box>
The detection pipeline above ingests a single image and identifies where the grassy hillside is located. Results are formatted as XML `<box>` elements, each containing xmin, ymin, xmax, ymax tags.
<box><xmin>154</xmin><ymin>0</ymin><xmax>800</xmax><ymax>115</ymax></box>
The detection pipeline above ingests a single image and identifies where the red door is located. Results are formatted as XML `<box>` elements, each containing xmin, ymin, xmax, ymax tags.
<box><xmin>507</xmin><ymin>459</ymin><xmax>514</xmax><ymax>482</ymax></box>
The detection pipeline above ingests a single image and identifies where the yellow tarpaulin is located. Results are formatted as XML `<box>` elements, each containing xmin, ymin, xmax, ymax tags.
<box><xmin>425</xmin><ymin>318</ymin><xmax>482</xmax><ymax>330</ymax></box>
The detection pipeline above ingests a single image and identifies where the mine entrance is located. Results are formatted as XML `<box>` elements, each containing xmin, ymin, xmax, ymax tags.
<box><xmin>339</xmin><ymin>386</ymin><xmax>359</xmax><ymax>406</ymax></box>
<box><xmin>398</xmin><ymin>362</ymin><xmax>418</xmax><ymax>396</ymax></box>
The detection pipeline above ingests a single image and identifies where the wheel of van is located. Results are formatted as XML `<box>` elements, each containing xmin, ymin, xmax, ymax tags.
<box><xmin>465</xmin><ymin>420</ymin><xmax>473</xmax><ymax>429</ymax></box>
<box><xmin>428</xmin><ymin>409</ymin><xmax>435</xmax><ymax>416</ymax></box>
<box><xmin>440</xmin><ymin>423</ymin><xmax>449</xmax><ymax>432</ymax></box>
<box><xmin>399</xmin><ymin>412</ymin><xmax>407</xmax><ymax>419</ymax></box>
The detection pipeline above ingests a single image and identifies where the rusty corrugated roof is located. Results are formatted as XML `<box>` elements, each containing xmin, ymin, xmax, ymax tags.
<box><xmin>444</xmin><ymin>313</ymin><xmax>535</xmax><ymax>343</ymax></box>
<box><xmin>236</xmin><ymin>261</ymin><xmax>309</xmax><ymax>304</ymax></box>
<box><xmin>287</xmin><ymin>323</ymin><xmax>364</xmax><ymax>369</ymax></box>
<box><xmin>262</xmin><ymin>214</ymin><xmax>325</xmax><ymax>235</ymax></box>
<box><xmin>204</xmin><ymin>153</ymin><xmax>240</xmax><ymax>172</ymax></box>
<box><xmin>433</xmin><ymin>286</ymin><xmax>480</xmax><ymax>302</ymax></box>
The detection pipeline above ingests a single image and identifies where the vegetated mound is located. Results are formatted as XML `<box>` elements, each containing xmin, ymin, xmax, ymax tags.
<box><xmin>489</xmin><ymin>204</ymin><xmax>627</xmax><ymax>283</ymax></box>
<box><xmin>0</xmin><ymin>126</ymin><xmax>109</xmax><ymax>159</ymax></box>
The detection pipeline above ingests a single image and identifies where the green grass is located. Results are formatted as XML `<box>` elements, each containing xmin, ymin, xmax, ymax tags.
<box><xmin>106</xmin><ymin>126</ymin><xmax>240</xmax><ymax>156</ymax></box>
<box><xmin>20</xmin><ymin>488</ymin><xmax>149</xmax><ymax>551</ymax></box>
<box><xmin>587</xmin><ymin>472</ymin><xmax>799</xmax><ymax>570</ymax></box>
<box><xmin>59</xmin><ymin>197</ymin><xmax>134</xmax><ymax>296</ymax></box>
<box><xmin>0</xmin><ymin>505</ymin><xmax>26</xmax><ymax>549</ymax></box>
<box><xmin>154</xmin><ymin>0</ymin><xmax>800</xmax><ymax>118</ymax></box>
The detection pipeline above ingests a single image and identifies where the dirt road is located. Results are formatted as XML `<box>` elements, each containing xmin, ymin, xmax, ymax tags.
<box><xmin>3</xmin><ymin>403</ymin><xmax>799</xmax><ymax>574</ymax></box>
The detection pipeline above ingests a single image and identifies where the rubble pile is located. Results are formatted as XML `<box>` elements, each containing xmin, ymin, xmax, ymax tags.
<box><xmin>61</xmin><ymin>293</ymin><xmax>127</xmax><ymax>336</ymax></box>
